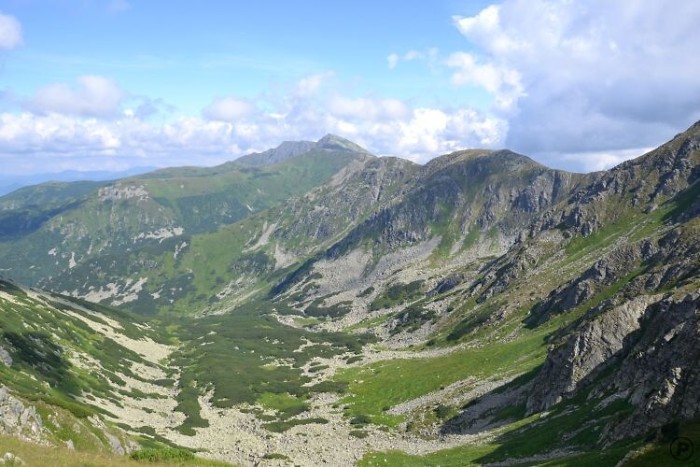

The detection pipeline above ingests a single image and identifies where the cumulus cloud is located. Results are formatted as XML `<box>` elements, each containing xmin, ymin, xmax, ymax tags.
<box><xmin>386</xmin><ymin>108</ymin><xmax>506</xmax><ymax>161</ymax></box>
<box><xmin>294</xmin><ymin>71</ymin><xmax>334</xmax><ymax>97</ymax></box>
<box><xmin>0</xmin><ymin>12</ymin><xmax>22</xmax><ymax>50</ymax></box>
<box><xmin>558</xmin><ymin>147</ymin><xmax>655</xmax><ymax>173</ymax></box>
<box><xmin>387</xmin><ymin>49</ymin><xmax>437</xmax><ymax>70</ymax></box>
<box><xmin>452</xmin><ymin>0</ymin><xmax>700</xmax><ymax>167</ymax></box>
<box><xmin>0</xmin><ymin>113</ymin><xmax>120</xmax><ymax>155</ymax></box>
<box><xmin>29</xmin><ymin>75</ymin><xmax>124</xmax><ymax>118</ymax></box>
<box><xmin>202</xmin><ymin>97</ymin><xmax>255</xmax><ymax>121</ymax></box>
<box><xmin>0</xmin><ymin>71</ymin><xmax>509</xmax><ymax>172</ymax></box>
<box><xmin>328</xmin><ymin>96</ymin><xmax>407</xmax><ymax>120</ymax></box>
<box><xmin>446</xmin><ymin>51</ymin><xmax>523</xmax><ymax>111</ymax></box>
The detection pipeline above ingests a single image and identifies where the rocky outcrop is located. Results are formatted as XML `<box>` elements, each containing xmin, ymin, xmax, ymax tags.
<box><xmin>527</xmin><ymin>292</ymin><xmax>700</xmax><ymax>442</ymax></box>
<box><xmin>599</xmin><ymin>293</ymin><xmax>700</xmax><ymax>441</ymax></box>
<box><xmin>529</xmin><ymin>239</ymin><xmax>657</xmax><ymax>325</ymax></box>
<box><xmin>0</xmin><ymin>386</ymin><xmax>45</xmax><ymax>443</ymax></box>
<box><xmin>0</xmin><ymin>346</ymin><xmax>11</xmax><ymax>367</ymax></box>
<box><xmin>526</xmin><ymin>294</ymin><xmax>659</xmax><ymax>413</ymax></box>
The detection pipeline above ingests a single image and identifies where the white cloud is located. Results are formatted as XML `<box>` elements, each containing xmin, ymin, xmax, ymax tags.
<box><xmin>29</xmin><ymin>75</ymin><xmax>124</xmax><ymax>118</ymax></box>
<box><xmin>453</xmin><ymin>5</ymin><xmax>524</xmax><ymax>55</ymax></box>
<box><xmin>387</xmin><ymin>53</ymin><xmax>399</xmax><ymax>70</ymax></box>
<box><xmin>403</xmin><ymin>50</ymin><xmax>424</xmax><ymax>61</ymax></box>
<box><xmin>451</xmin><ymin>0</ymin><xmax>700</xmax><ymax>168</ymax></box>
<box><xmin>0</xmin><ymin>113</ymin><xmax>120</xmax><ymax>155</ymax></box>
<box><xmin>386</xmin><ymin>49</ymin><xmax>437</xmax><ymax>70</ymax></box>
<box><xmin>0</xmin><ymin>70</ymin><xmax>509</xmax><ymax>172</ymax></box>
<box><xmin>202</xmin><ymin>97</ymin><xmax>254</xmax><ymax>121</ymax></box>
<box><xmin>294</xmin><ymin>71</ymin><xmax>334</xmax><ymax>97</ymax></box>
<box><xmin>446</xmin><ymin>51</ymin><xmax>523</xmax><ymax>111</ymax></box>
<box><xmin>328</xmin><ymin>96</ymin><xmax>408</xmax><ymax>120</ymax></box>
<box><xmin>556</xmin><ymin>147</ymin><xmax>655</xmax><ymax>173</ymax></box>
<box><xmin>389</xmin><ymin>108</ymin><xmax>506</xmax><ymax>161</ymax></box>
<box><xmin>0</xmin><ymin>12</ymin><xmax>22</xmax><ymax>50</ymax></box>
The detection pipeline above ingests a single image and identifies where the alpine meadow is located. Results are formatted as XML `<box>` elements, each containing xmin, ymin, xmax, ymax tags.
<box><xmin>0</xmin><ymin>1</ymin><xmax>699</xmax><ymax>466</ymax></box>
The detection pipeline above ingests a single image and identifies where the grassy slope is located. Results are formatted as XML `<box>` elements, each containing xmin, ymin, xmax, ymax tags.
<box><xmin>0</xmin><ymin>281</ymin><xmax>161</xmax><ymax>416</ymax></box>
<box><xmin>0</xmin><ymin>434</ymin><xmax>231</xmax><ymax>466</ymax></box>
<box><xmin>0</xmin><ymin>279</ymin><xmax>179</xmax><ymax>455</ymax></box>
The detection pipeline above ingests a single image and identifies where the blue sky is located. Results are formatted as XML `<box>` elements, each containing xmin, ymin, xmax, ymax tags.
<box><xmin>1</xmin><ymin>0</ymin><xmax>699</xmax><ymax>175</ymax></box>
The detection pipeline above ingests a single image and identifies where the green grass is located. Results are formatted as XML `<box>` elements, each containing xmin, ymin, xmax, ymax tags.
<box><xmin>0</xmin><ymin>434</ymin><xmax>231</xmax><ymax>466</ymax></box>
<box><xmin>263</xmin><ymin>417</ymin><xmax>329</xmax><ymax>433</ymax></box>
<box><xmin>625</xmin><ymin>419</ymin><xmax>700</xmax><ymax>466</ymax></box>
<box><xmin>368</xmin><ymin>280</ymin><xmax>425</xmax><ymax>311</ymax></box>
<box><xmin>361</xmin><ymin>389</ymin><xmax>639</xmax><ymax>466</ymax></box>
<box><xmin>130</xmin><ymin>447</ymin><xmax>195</xmax><ymax>462</ymax></box>
<box><xmin>257</xmin><ymin>392</ymin><xmax>309</xmax><ymax>418</ymax></box>
<box><xmin>335</xmin><ymin>325</ymin><xmax>548</xmax><ymax>426</ymax></box>
<box><xmin>359</xmin><ymin>445</ymin><xmax>497</xmax><ymax>467</ymax></box>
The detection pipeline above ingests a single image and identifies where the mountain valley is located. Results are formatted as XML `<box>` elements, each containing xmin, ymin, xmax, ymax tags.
<box><xmin>0</xmin><ymin>124</ymin><xmax>699</xmax><ymax>466</ymax></box>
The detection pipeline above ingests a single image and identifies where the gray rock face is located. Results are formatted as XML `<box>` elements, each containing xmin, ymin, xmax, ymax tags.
<box><xmin>527</xmin><ymin>292</ymin><xmax>700</xmax><ymax>442</ymax></box>
<box><xmin>0</xmin><ymin>386</ymin><xmax>44</xmax><ymax>442</ymax></box>
<box><xmin>600</xmin><ymin>293</ymin><xmax>700</xmax><ymax>441</ymax></box>
<box><xmin>529</xmin><ymin>239</ymin><xmax>657</xmax><ymax>325</ymax></box>
<box><xmin>87</xmin><ymin>415</ymin><xmax>139</xmax><ymax>455</ymax></box>
<box><xmin>527</xmin><ymin>294</ymin><xmax>658</xmax><ymax>413</ymax></box>
<box><xmin>0</xmin><ymin>346</ymin><xmax>11</xmax><ymax>367</ymax></box>
<box><xmin>1</xmin><ymin>452</ymin><xmax>25</xmax><ymax>465</ymax></box>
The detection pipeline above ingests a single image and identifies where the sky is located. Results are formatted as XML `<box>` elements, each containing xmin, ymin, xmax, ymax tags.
<box><xmin>0</xmin><ymin>0</ymin><xmax>699</xmax><ymax>175</ymax></box>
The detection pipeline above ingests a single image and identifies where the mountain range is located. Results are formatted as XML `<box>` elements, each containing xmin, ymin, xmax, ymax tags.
<box><xmin>0</xmin><ymin>167</ymin><xmax>158</xmax><ymax>197</ymax></box>
<box><xmin>0</xmin><ymin>123</ymin><xmax>699</xmax><ymax>465</ymax></box>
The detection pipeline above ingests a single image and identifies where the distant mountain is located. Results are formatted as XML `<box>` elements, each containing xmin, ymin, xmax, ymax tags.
<box><xmin>233</xmin><ymin>133</ymin><xmax>371</xmax><ymax>167</ymax></box>
<box><xmin>0</xmin><ymin>167</ymin><xmax>157</xmax><ymax>196</ymax></box>
<box><xmin>0</xmin><ymin>135</ymin><xmax>371</xmax><ymax>307</ymax></box>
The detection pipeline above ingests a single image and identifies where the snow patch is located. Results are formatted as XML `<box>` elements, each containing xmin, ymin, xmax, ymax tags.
<box><xmin>134</xmin><ymin>227</ymin><xmax>184</xmax><ymax>243</ymax></box>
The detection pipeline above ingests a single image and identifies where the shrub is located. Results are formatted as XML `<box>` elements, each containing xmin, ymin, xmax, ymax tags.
<box><xmin>434</xmin><ymin>404</ymin><xmax>451</xmax><ymax>419</ymax></box>
<box><xmin>130</xmin><ymin>447</ymin><xmax>195</xmax><ymax>462</ymax></box>
<box><xmin>350</xmin><ymin>414</ymin><xmax>372</xmax><ymax>426</ymax></box>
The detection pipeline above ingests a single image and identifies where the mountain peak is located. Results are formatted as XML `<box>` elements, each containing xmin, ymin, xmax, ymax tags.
<box><xmin>316</xmin><ymin>134</ymin><xmax>371</xmax><ymax>154</ymax></box>
<box><xmin>234</xmin><ymin>134</ymin><xmax>372</xmax><ymax>168</ymax></box>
